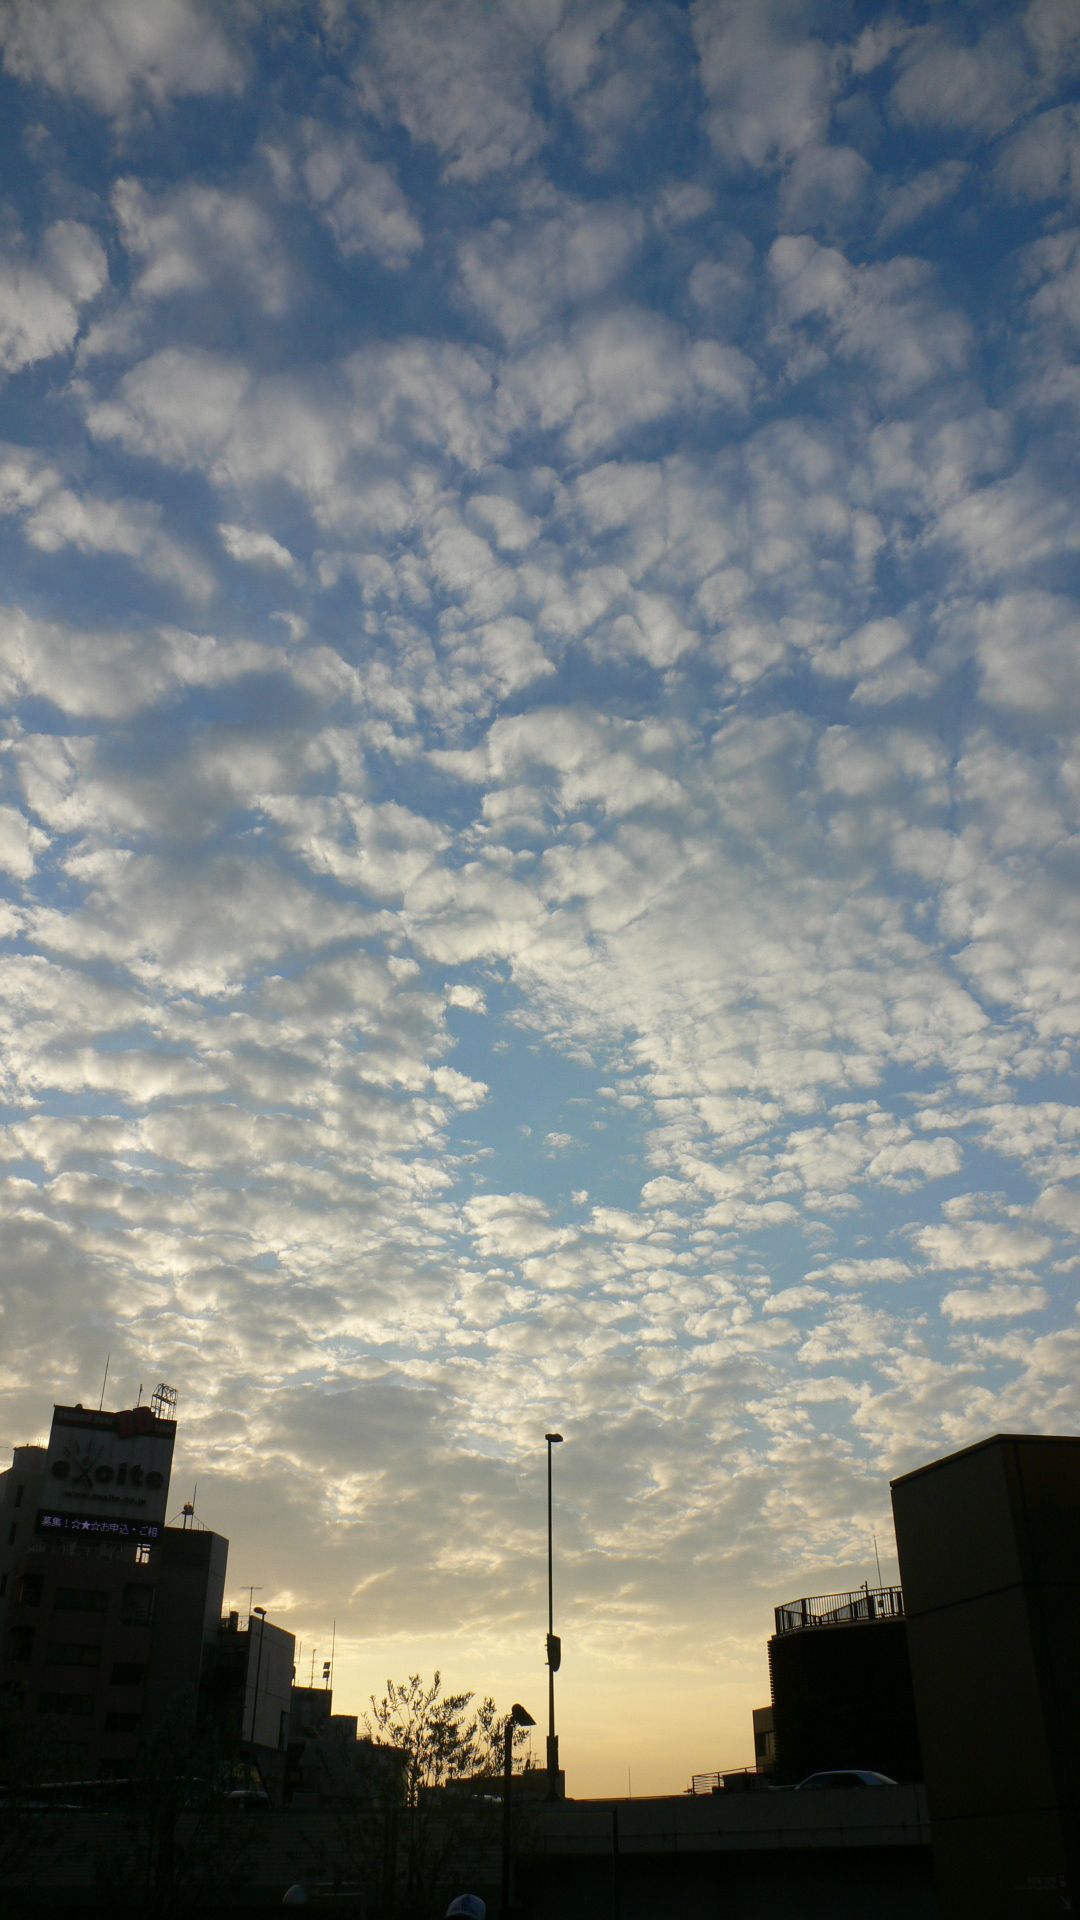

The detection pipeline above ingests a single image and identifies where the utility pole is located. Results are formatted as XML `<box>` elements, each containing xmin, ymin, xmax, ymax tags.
<box><xmin>545</xmin><ymin>1432</ymin><xmax>564</xmax><ymax>1800</ymax></box>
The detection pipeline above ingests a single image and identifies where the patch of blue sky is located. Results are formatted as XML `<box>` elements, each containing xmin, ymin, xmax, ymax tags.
<box><xmin>446</xmin><ymin>1000</ymin><xmax>646</xmax><ymax>1205</ymax></box>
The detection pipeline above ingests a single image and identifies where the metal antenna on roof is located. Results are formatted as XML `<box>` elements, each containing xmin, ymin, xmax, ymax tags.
<box><xmin>873</xmin><ymin>1533</ymin><xmax>883</xmax><ymax>1586</ymax></box>
<box><xmin>98</xmin><ymin>1354</ymin><xmax>111</xmax><ymax>1412</ymax></box>
<box><xmin>150</xmin><ymin>1382</ymin><xmax>178</xmax><ymax>1421</ymax></box>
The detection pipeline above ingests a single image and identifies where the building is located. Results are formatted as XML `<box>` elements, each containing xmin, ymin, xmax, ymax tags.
<box><xmin>143</xmin><ymin>1524</ymin><xmax>230</xmax><ymax>1735</ymax></box>
<box><xmin>202</xmin><ymin>1608</ymin><xmax>295</xmax><ymax>1760</ymax></box>
<box><xmin>0</xmin><ymin>1390</ymin><xmax>294</xmax><ymax>1790</ymax></box>
<box><xmin>765</xmin><ymin>1582</ymin><xmax>921</xmax><ymax>1785</ymax></box>
<box><xmin>751</xmin><ymin>1704</ymin><xmax>775</xmax><ymax>1773</ymax></box>
<box><xmin>0</xmin><ymin>1395</ymin><xmax>178</xmax><ymax>1779</ymax></box>
<box><xmin>892</xmin><ymin>1432</ymin><xmax>1080</xmax><ymax>1919</ymax></box>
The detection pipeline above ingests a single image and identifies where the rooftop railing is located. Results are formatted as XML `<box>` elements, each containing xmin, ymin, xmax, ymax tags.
<box><xmin>774</xmin><ymin>1584</ymin><xmax>904</xmax><ymax>1636</ymax></box>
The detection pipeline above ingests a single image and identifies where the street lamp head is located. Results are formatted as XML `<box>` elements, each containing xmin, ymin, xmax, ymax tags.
<box><xmin>510</xmin><ymin>1703</ymin><xmax>535</xmax><ymax>1728</ymax></box>
<box><xmin>253</xmin><ymin>1605</ymin><xmax>266</xmax><ymax>1617</ymax></box>
<box><xmin>545</xmin><ymin>1432</ymin><xmax>563</xmax><ymax>1444</ymax></box>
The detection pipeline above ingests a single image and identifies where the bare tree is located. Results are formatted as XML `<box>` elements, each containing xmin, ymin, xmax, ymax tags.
<box><xmin>363</xmin><ymin>1673</ymin><xmax>528</xmax><ymax>1918</ymax></box>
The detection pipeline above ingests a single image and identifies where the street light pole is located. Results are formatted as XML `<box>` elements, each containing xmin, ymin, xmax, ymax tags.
<box><xmin>545</xmin><ymin>1432</ymin><xmax>564</xmax><ymax>1800</ymax></box>
<box><xmin>501</xmin><ymin>1702</ymin><xmax>535</xmax><ymax>1918</ymax></box>
<box><xmin>249</xmin><ymin>1605</ymin><xmax>267</xmax><ymax>1746</ymax></box>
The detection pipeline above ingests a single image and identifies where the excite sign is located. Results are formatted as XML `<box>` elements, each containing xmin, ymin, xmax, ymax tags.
<box><xmin>45</xmin><ymin>1404</ymin><xmax>176</xmax><ymax>1530</ymax></box>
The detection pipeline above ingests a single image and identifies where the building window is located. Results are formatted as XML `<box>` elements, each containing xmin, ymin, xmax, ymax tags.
<box><xmin>6</xmin><ymin>1523</ymin><xmax>16</xmax><ymax>1546</ymax></box>
<box><xmin>45</xmin><ymin>1642</ymin><xmax>101</xmax><ymax>1669</ymax></box>
<box><xmin>38</xmin><ymin>1691</ymin><xmax>94</xmax><ymax>1718</ymax></box>
<box><xmin>110</xmin><ymin>1662</ymin><xmax>147</xmax><ymax>1688</ymax></box>
<box><xmin>120</xmin><ymin>1586</ymin><xmax>154</xmax><ymax>1627</ymax></box>
<box><xmin>14</xmin><ymin>1573</ymin><xmax>43</xmax><ymax>1607</ymax></box>
<box><xmin>2</xmin><ymin>1626</ymin><xmax>34</xmax><ymax>1664</ymax></box>
<box><xmin>105</xmin><ymin>1711</ymin><xmax>141</xmax><ymax>1734</ymax></box>
<box><xmin>0</xmin><ymin>1573</ymin><xmax>7</xmax><ymax>1598</ymax></box>
<box><xmin>134</xmin><ymin>1544</ymin><xmax>151</xmax><ymax>1566</ymax></box>
<box><xmin>13</xmin><ymin>1485</ymin><xmax>23</xmax><ymax>1509</ymax></box>
<box><xmin>54</xmin><ymin>1587</ymin><xmax>109</xmax><ymax>1614</ymax></box>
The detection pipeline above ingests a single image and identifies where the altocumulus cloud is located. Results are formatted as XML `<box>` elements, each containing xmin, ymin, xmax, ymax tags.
<box><xmin>0</xmin><ymin>0</ymin><xmax>1079</xmax><ymax>1797</ymax></box>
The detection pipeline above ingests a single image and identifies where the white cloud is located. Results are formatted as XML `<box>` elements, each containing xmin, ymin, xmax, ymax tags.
<box><xmin>0</xmin><ymin>609</ymin><xmax>277</xmax><ymax>720</ymax></box>
<box><xmin>458</xmin><ymin>200</ymin><xmax>644</xmax><ymax>343</ymax></box>
<box><xmin>32</xmin><ymin>846</ymin><xmax>374</xmax><ymax>996</ymax></box>
<box><xmin>464</xmin><ymin>1191</ymin><xmax>569</xmax><ymax>1260</ymax></box>
<box><xmin>916</xmin><ymin>1218</ymin><xmax>1054</xmax><ymax>1273</ymax></box>
<box><xmin>779</xmin><ymin>144</ymin><xmax>872</xmax><ymax>233</ymax></box>
<box><xmin>763</xmin><ymin>1284</ymin><xmax>829</xmax><ymax>1314</ymax></box>
<box><xmin>0</xmin><ymin>445</ymin><xmax>213</xmax><ymax>600</ymax></box>
<box><xmin>935</xmin><ymin>478</ymin><xmax>1080</xmax><ymax>586</ymax></box>
<box><xmin>0</xmin><ymin>0</ymin><xmax>243</xmax><ymax>116</ymax></box>
<box><xmin>503</xmin><ymin>307</ymin><xmax>756</xmax><ymax>459</ymax></box>
<box><xmin>941</xmin><ymin>1283</ymin><xmax>1049</xmax><ymax>1322</ymax></box>
<box><xmin>769</xmin><ymin>235</ymin><xmax>971</xmax><ymax>394</ymax></box>
<box><xmin>358</xmin><ymin>0</ymin><xmax>547</xmax><ymax>183</ymax></box>
<box><xmin>850</xmin><ymin>19</ymin><xmax>912</xmax><ymax>77</ymax></box>
<box><xmin>545</xmin><ymin>4</ymin><xmax>682</xmax><ymax>169</ymax></box>
<box><xmin>889</xmin><ymin>20</ymin><xmax>1039</xmax><ymax>137</ymax></box>
<box><xmin>693</xmin><ymin>1</ymin><xmax>837</xmax><ymax>169</ymax></box>
<box><xmin>877</xmin><ymin>161</ymin><xmax>970</xmax><ymax>238</ymax></box>
<box><xmin>999</xmin><ymin>104</ymin><xmax>1080</xmax><ymax>203</ymax></box>
<box><xmin>0</xmin><ymin>221</ymin><xmax>107</xmax><ymax>373</ymax></box>
<box><xmin>84</xmin><ymin>339</ymin><xmax>501</xmax><ymax>507</ymax></box>
<box><xmin>1022</xmin><ymin>227</ymin><xmax>1080</xmax><ymax>343</ymax></box>
<box><xmin>431</xmin><ymin>1065</ymin><xmax>488</xmax><ymax>1109</ymax></box>
<box><xmin>267</xmin><ymin>120</ymin><xmax>422</xmax><ymax>270</ymax></box>
<box><xmin>957</xmin><ymin>592</ymin><xmax>1080</xmax><ymax>720</ymax></box>
<box><xmin>780</xmin><ymin>1111</ymin><xmax>961</xmax><ymax>1197</ymax></box>
<box><xmin>809</xmin><ymin>1259</ymin><xmax>912</xmax><ymax>1288</ymax></box>
<box><xmin>0</xmin><ymin>805</ymin><xmax>48</xmax><ymax>880</ymax></box>
<box><xmin>466</xmin><ymin>492</ymin><xmax>541</xmax><ymax>554</ymax></box>
<box><xmin>113</xmin><ymin>178</ymin><xmax>292</xmax><ymax>313</ymax></box>
<box><xmin>810</xmin><ymin>616</ymin><xmax>937</xmax><ymax>706</ymax></box>
<box><xmin>219</xmin><ymin>523</ymin><xmax>299</xmax><ymax>575</ymax></box>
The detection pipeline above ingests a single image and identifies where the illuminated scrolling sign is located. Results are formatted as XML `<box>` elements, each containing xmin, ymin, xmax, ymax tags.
<box><xmin>46</xmin><ymin>1404</ymin><xmax>175</xmax><ymax>1529</ymax></box>
<box><xmin>36</xmin><ymin>1510</ymin><xmax>162</xmax><ymax>1543</ymax></box>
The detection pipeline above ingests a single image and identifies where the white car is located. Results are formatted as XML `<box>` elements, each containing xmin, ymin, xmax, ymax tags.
<box><xmin>795</xmin><ymin>1769</ymin><xmax>897</xmax><ymax>1790</ymax></box>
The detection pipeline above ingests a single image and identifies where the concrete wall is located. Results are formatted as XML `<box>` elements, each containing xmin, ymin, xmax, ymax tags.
<box><xmin>521</xmin><ymin>1788</ymin><xmax>935</xmax><ymax>1920</ymax></box>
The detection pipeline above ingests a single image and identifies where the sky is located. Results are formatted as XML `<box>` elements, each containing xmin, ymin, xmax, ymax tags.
<box><xmin>0</xmin><ymin>0</ymin><xmax>1079</xmax><ymax>1797</ymax></box>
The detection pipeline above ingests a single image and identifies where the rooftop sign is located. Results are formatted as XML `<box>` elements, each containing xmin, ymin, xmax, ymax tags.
<box><xmin>45</xmin><ymin>1404</ymin><xmax>175</xmax><ymax>1530</ymax></box>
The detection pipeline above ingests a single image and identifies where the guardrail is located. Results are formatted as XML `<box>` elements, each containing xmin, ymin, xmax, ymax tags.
<box><xmin>689</xmin><ymin>1768</ymin><xmax>770</xmax><ymax>1796</ymax></box>
<box><xmin>774</xmin><ymin>1586</ymin><xmax>904</xmax><ymax>1635</ymax></box>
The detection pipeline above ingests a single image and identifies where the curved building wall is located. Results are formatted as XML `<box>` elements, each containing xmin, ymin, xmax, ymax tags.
<box><xmin>767</xmin><ymin>1615</ymin><xmax>922</xmax><ymax>1785</ymax></box>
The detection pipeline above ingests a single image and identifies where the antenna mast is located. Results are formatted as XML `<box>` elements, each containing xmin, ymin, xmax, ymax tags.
<box><xmin>150</xmin><ymin>1382</ymin><xmax>178</xmax><ymax>1421</ymax></box>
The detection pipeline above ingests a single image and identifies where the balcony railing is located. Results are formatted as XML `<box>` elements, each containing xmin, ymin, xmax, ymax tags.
<box><xmin>774</xmin><ymin>1585</ymin><xmax>904</xmax><ymax>1636</ymax></box>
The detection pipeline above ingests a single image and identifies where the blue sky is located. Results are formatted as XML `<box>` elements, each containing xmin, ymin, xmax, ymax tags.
<box><xmin>1</xmin><ymin>0</ymin><xmax>1079</xmax><ymax>1793</ymax></box>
